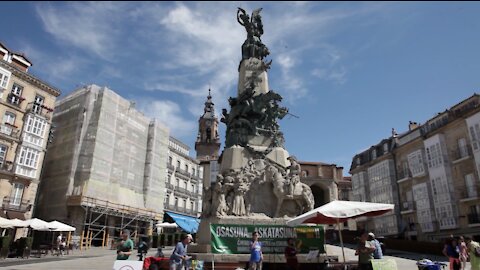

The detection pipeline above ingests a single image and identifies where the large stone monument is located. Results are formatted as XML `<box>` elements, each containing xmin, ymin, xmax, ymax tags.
<box><xmin>195</xmin><ymin>7</ymin><xmax>314</xmax><ymax>252</ymax></box>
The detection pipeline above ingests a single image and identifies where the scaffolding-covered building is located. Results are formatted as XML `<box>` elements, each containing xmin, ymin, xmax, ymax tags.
<box><xmin>35</xmin><ymin>84</ymin><xmax>169</xmax><ymax>246</ymax></box>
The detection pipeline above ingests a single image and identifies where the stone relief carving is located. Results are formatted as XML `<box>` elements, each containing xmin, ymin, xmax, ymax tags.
<box><xmin>205</xmin><ymin>155</ymin><xmax>314</xmax><ymax>218</ymax></box>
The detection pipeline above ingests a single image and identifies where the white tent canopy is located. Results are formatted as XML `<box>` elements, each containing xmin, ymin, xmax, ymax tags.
<box><xmin>0</xmin><ymin>217</ymin><xmax>13</xmax><ymax>228</ymax></box>
<box><xmin>49</xmin><ymin>221</ymin><xmax>76</xmax><ymax>232</ymax></box>
<box><xmin>287</xmin><ymin>200</ymin><xmax>394</xmax><ymax>263</ymax></box>
<box><xmin>9</xmin><ymin>218</ymin><xmax>27</xmax><ymax>227</ymax></box>
<box><xmin>156</xmin><ymin>222</ymin><xmax>178</xmax><ymax>228</ymax></box>
<box><xmin>20</xmin><ymin>218</ymin><xmax>58</xmax><ymax>231</ymax></box>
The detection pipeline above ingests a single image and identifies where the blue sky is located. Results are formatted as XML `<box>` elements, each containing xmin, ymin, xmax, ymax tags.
<box><xmin>3</xmin><ymin>2</ymin><xmax>480</xmax><ymax>173</ymax></box>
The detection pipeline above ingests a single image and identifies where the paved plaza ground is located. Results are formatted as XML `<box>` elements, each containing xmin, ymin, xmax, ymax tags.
<box><xmin>0</xmin><ymin>244</ymin><xmax>472</xmax><ymax>270</ymax></box>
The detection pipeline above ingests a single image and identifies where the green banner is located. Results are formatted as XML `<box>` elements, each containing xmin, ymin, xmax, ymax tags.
<box><xmin>210</xmin><ymin>224</ymin><xmax>324</xmax><ymax>254</ymax></box>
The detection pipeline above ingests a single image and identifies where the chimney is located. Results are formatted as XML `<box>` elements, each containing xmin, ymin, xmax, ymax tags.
<box><xmin>408</xmin><ymin>121</ymin><xmax>418</xmax><ymax>131</ymax></box>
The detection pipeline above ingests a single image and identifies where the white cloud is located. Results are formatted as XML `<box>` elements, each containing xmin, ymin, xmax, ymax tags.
<box><xmin>35</xmin><ymin>2</ymin><xmax>125</xmax><ymax>59</ymax></box>
<box><xmin>312</xmin><ymin>66</ymin><xmax>347</xmax><ymax>84</ymax></box>
<box><xmin>18</xmin><ymin>43</ymin><xmax>86</xmax><ymax>83</ymax></box>
<box><xmin>137</xmin><ymin>99</ymin><xmax>196</xmax><ymax>138</ymax></box>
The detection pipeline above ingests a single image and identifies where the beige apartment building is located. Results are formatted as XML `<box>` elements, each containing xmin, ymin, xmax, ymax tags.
<box><xmin>164</xmin><ymin>136</ymin><xmax>203</xmax><ymax>219</ymax></box>
<box><xmin>0</xmin><ymin>42</ymin><xmax>61</xmax><ymax>225</ymax></box>
<box><xmin>350</xmin><ymin>94</ymin><xmax>480</xmax><ymax>242</ymax></box>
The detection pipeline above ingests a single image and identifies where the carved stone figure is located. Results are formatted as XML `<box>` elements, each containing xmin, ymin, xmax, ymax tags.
<box><xmin>287</xmin><ymin>156</ymin><xmax>301</xmax><ymax>197</ymax></box>
<box><xmin>213</xmin><ymin>179</ymin><xmax>228</xmax><ymax>217</ymax></box>
<box><xmin>265</xmin><ymin>165</ymin><xmax>315</xmax><ymax>217</ymax></box>
<box><xmin>231</xmin><ymin>179</ymin><xmax>248</xmax><ymax>216</ymax></box>
<box><xmin>201</xmin><ymin>185</ymin><xmax>213</xmax><ymax>217</ymax></box>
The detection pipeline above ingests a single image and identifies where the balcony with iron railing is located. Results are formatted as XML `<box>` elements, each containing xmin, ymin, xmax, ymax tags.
<box><xmin>468</xmin><ymin>213</ymin><xmax>480</xmax><ymax>224</ymax></box>
<box><xmin>165</xmin><ymin>203</ymin><xmax>178</xmax><ymax>211</ymax></box>
<box><xmin>452</xmin><ymin>145</ymin><xmax>472</xmax><ymax>163</ymax></box>
<box><xmin>0</xmin><ymin>161</ymin><xmax>14</xmax><ymax>174</ymax></box>
<box><xmin>0</xmin><ymin>123</ymin><xmax>20</xmax><ymax>140</ymax></box>
<box><xmin>400</xmin><ymin>201</ymin><xmax>416</xmax><ymax>214</ymax></box>
<box><xmin>175</xmin><ymin>168</ymin><xmax>191</xmax><ymax>178</ymax></box>
<box><xmin>175</xmin><ymin>186</ymin><xmax>189</xmax><ymax>196</ymax></box>
<box><xmin>2</xmin><ymin>197</ymin><xmax>31</xmax><ymax>212</ymax></box>
<box><xmin>397</xmin><ymin>170</ymin><xmax>412</xmax><ymax>183</ymax></box>
<box><xmin>6</xmin><ymin>93</ymin><xmax>25</xmax><ymax>108</ymax></box>
<box><xmin>460</xmin><ymin>186</ymin><xmax>480</xmax><ymax>202</ymax></box>
<box><xmin>25</xmin><ymin>102</ymin><xmax>53</xmax><ymax>120</ymax></box>
<box><xmin>165</xmin><ymin>182</ymin><xmax>175</xmax><ymax>190</ymax></box>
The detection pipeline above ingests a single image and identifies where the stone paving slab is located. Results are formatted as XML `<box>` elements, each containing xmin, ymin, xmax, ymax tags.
<box><xmin>0</xmin><ymin>244</ymin><xmax>474</xmax><ymax>270</ymax></box>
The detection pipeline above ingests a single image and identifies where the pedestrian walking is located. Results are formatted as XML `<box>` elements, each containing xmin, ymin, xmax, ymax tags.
<box><xmin>465</xmin><ymin>236</ymin><xmax>480</xmax><ymax>270</ymax></box>
<box><xmin>459</xmin><ymin>236</ymin><xmax>468</xmax><ymax>270</ymax></box>
<box><xmin>355</xmin><ymin>232</ymin><xmax>375</xmax><ymax>270</ymax></box>
<box><xmin>368</xmin><ymin>232</ymin><xmax>383</xmax><ymax>259</ymax></box>
<box><xmin>116</xmin><ymin>229</ymin><xmax>134</xmax><ymax>260</ymax></box>
<box><xmin>169</xmin><ymin>234</ymin><xmax>192</xmax><ymax>270</ymax></box>
<box><xmin>249</xmin><ymin>231</ymin><xmax>263</xmax><ymax>270</ymax></box>
<box><xmin>443</xmin><ymin>237</ymin><xmax>461</xmax><ymax>270</ymax></box>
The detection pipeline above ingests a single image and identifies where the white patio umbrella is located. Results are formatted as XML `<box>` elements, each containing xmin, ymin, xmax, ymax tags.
<box><xmin>48</xmin><ymin>221</ymin><xmax>76</xmax><ymax>232</ymax></box>
<box><xmin>286</xmin><ymin>200</ymin><xmax>394</xmax><ymax>263</ymax></box>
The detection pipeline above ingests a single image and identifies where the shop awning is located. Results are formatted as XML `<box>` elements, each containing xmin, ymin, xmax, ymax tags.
<box><xmin>165</xmin><ymin>211</ymin><xmax>200</xmax><ymax>233</ymax></box>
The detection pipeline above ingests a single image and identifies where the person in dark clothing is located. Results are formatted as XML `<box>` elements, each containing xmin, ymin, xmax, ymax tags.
<box><xmin>443</xmin><ymin>237</ymin><xmax>461</xmax><ymax>270</ymax></box>
<box><xmin>284</xmin><ymin>238</ymin><xmax>299</xmax><ymax>270</ymax></box>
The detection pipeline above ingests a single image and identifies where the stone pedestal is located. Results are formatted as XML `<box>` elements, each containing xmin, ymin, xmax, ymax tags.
<box><xmin>237</xmin><ymin>58</ymin><xmax>269</xmax><ymax>97</ymax></box>
<box><xmin>219</xmin><ymin>145</ymin><xmax>251</xmax><ymax>173</ymax></box>
<box><xmin>265</xmin><ymin>147</ymin><xmax>291</xmax><ymax>168</ymax></box>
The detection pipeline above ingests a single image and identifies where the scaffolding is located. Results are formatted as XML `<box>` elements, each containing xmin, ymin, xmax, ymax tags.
<box><xmin>67</xmin><ymin>195</ymin><xmax>161</xmax><ymax>250</ymax></box>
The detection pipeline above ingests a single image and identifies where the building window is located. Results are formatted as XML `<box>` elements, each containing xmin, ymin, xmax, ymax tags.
<box><xmin>191</xmin><ymin>184</ymin><xmax>195</xmax><ymax>192</ymax></box>
<box><xmin>33</xmin><ymin>95</ymin><xmax>45</xmax><ymax>114</ymax></box>
<box><xmin>8</xmin><ymin>83</ymin><xmax>23</xmax><ymax>106</ymax></box>
<box><xmin>301</xmin><ymin>170</ymin><xmax>308</xmax><ymax>177</ymax></box>
<box><xmin>24</xmin><ymin>114</ymin><xmax>47</xmax><ymax>137</ymax></box>
<box><xmin>168</xmin><ymin>156</ymin><xmax>172</xmax><ymax>165</ymax></box>
<box><xmin>372</xmin><ymin>149</ymin><xmax>377</xmax><ymax>159</ymax></box>
<box><xmin>10</xmin><ymin>182</ymin><xmax>24</xmax><ymax>206</ymax></box>
<box><xmin>0</xmin><ymin>67</ymin><xmax>10</xmax><ymax>89</ymax></box>
<box><xmin>465</xmin><ymin>173</ymin><xmax>477</xmax><ymax>198</ymax></box>
<box><xmin>183</xmin><ymin>199</ymin><xmax>187</xmax><ymax>208</ymax></box>
<box><xmin>470</xmin><ymin>124</ymin><xmax>480</xmax><ymax>150</ymax></box>
<box><xmin>426</xmin><ymin>143</ymin><xmax>443</xmax><ymax>168</ymax></box>
<box><xmin>192</xmin><ymin>168</ymin><xmax>196</xmax><ymax>176</ymax></box>
<box><xmin>18</xmin><ymin>146</ymin><xmax>40</xmax><ymax>169</ymax></box>
<box><xmin>408</xmin><ymin>150</ymin><xmax>425</xmax><ymax>177</ymax></box>
<box><xmin>165</xmin><ymin>194</ymin><xmax>170</xmax><ymax>205</ymax></box>
<box><xmin>184</xmin><ymin>181</ymin><xmax>187</xmax><ymax>189</ymax></box>
<box><xmin>176</xmin><ymin>179</ymin><xmax>179</xmax><ymax>187</ymax></box>
<box><xmin>191</xmin><ymin>202</ymin><xmax>194</xmax><ymax>211</ymax></box>
<box><xmin>0</xmin><ymin>144</ymin><xmax>7</xmax><ymax>167</ymax></box>
<box><xmin>185</xmin><ymin>164</ymin><xmax>189</xmax><ymax>172</ymax></box>
<box><xmin>1</xmin><ymin>112</ymin><xmax>16</xmax><ymax>136</ymax></box>
<box><xmin>383</xmin><ymin>143</ymin><xmax>388</xmax><ymax>152</ymax></box>
<box><xmin>177</xmin><ymin>160</ymin><xmax>180</xmax><ymax>169</ymax></box>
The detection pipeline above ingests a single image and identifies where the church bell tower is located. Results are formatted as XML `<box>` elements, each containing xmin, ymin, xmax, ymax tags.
<box><xmin>195</xmin><ymin>89</ymin><xmax>221</xmax><ymax>188</ymax></box>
